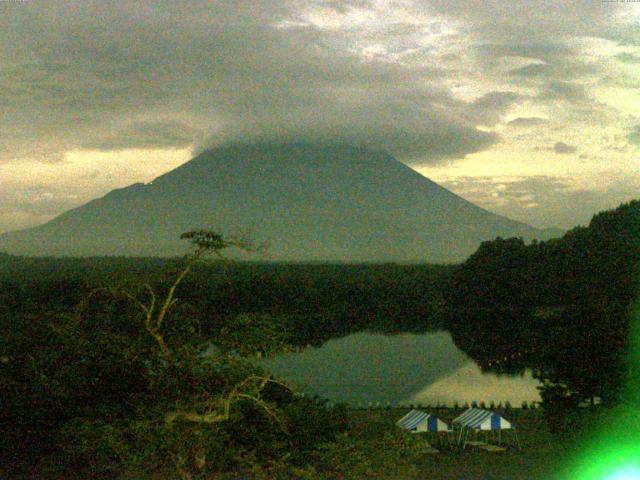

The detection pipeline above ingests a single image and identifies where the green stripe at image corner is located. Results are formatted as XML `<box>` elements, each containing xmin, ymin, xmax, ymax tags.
<box><xmin>566</xmin><ymin>301</ymin><xmax>640</xmax><ymax>480</ymax></box>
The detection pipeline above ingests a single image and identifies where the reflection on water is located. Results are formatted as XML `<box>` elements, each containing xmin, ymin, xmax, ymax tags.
<box><xmin>261</xmin><ymin>331</ymin><xmax>541</xmax><ymax>405</ymax></box>
<box><xmin>410</xmin><ymin>363</ymin><xmax>541</xmax><ymax>407</ymax></box>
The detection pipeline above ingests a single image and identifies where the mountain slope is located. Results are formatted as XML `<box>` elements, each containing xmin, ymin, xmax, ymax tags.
<box><xmin>0</xmin><ymin>143</ymin><xmax>558</xmax><ymax>262</ymax></box>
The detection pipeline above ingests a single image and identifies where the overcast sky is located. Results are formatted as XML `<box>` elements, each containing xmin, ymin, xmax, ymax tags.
<box><xmin>1</xmin><ymin>0</ymin><xmax>639</xmax><ymax>233</ymax></box>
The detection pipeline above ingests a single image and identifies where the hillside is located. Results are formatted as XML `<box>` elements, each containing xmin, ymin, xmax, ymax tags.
<box><xmin>0</xmin><ymin>143</ymin><xmax>558</xmax><ymax>262</ymax></box>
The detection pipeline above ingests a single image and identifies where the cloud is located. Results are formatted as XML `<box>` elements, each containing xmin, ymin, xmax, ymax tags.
<box><xmin>473</xmin><ymin>42</ymin><xmax>572</xmax><ymax>60</ymax></box>
<box><xmin>0</xmin><ymin>0</ymin><xmax>630</xmax><ymax>165</ymax></box>
<box><xmin>84</xmin><ymin>121</ymin><xmax>206</xmax><ymax>151</ymax></box>
<box><xmin>439</xmin><ymin>175</ymin><xmax>640</xmax><ymax>229</ymax></box>
<box><xmin>508</xmin><ymin>61</ymin><xmax>597</xmax><ymax>81</ymax></box>
<box><xmin>539</xmin><ymin>81</ymin><xmax>589</xmax><ymax>103</ymax></box>
<box><xmin>553</xmin><ymin>142</ymin><xmax>578</xmax><ymax>154</ymax></box>
<box><xmin>466</xmin><ymin>91</ymin><xmax>522</xmax><ymax>126</ymax></box>
<box><xmin>0</xmin><ymin>0</ymin><xmax>515</xmax><ymax>165</ymax></box>
<box><xmin>507</xmin><ymin>117</ymin><xmax>548</xmax><ymax>127</ymax></box>
<box><xmin>628</xmin><ymin>125</ymin><xmax>640</xmax><ymax>145</ymax></box>
<box><xmin>418</xmin><ymin>0</ymin><xmax>617</xmax><ymax>40</ymax></box>
<box><xmin>509</xmin><ymin>63</ymin><xmax>550</xmax><ymax>77</ymax></box>
<box><xmin>615</xmin><ymin>52</ymin><xmax>640</xmax><ymax>64</ymax></box>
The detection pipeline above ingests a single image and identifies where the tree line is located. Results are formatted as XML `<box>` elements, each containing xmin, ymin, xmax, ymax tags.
<box><xmin>447</xmin><ymin>200</ymin><xmax>640</xmax><ymax>413</ymax></box>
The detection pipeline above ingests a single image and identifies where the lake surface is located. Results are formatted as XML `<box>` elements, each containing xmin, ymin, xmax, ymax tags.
<box><xmin>261</xmin><ymin>331</ymin><xmax>541</xmax><ymax>406</ymax></box>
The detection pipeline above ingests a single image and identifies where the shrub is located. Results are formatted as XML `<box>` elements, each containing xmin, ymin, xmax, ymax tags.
<box><xmin>42</xmin><ymin>418</ymin><xmax>131</xmax><ymax>478</ymax></box>
<box><xmin>539</xmin><ymin>384</ymin><xmax>581</xmax><ymax>436</ymax></box>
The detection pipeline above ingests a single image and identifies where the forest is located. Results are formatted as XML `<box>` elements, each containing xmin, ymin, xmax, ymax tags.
<box><xmin>0</xmin><ymin>257</ymin><xmax>451</xmax><ymax>346</ymax></box>
<box><xmin>447</xmin><ymin>200</ymin><xmax>640</xmax><ymax>413</ymax></box>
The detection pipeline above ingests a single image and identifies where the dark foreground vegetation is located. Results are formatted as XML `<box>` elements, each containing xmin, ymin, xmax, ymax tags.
<box><xmin>0</xmin><ymin>404</ymin><xmax>602</xmax><ymax>480</ymax></box>
<box><xmin>1</xmin><ymin>200</ymin><xmax>638</xmax><ymax>478</ymax></box>
<box><xmin>0</xmin><ymin>235</ymin><xmax>450</xmax><ymax>479</ymax></box>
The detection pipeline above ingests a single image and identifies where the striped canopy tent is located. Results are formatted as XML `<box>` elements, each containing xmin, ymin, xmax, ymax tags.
<box><xmin>453</xmin><ymin>408</ymin><xmax>512</xmax><ymax>431</ymax></box>
<box><xmin>396</xmin><ymin>410</ymin><xmax>451</xmax><ymax>433</ymax></box>
<box><xmin>453</xmin><ymin>408</ymin><xmax>519</xmax><ymax>449</ymax></box>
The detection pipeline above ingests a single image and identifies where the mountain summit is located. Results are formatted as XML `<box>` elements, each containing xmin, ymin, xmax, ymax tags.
<box><xmin>0</xmin><ymin>143</ymin><xmax>557</xmax><ymax>262</ymax></box>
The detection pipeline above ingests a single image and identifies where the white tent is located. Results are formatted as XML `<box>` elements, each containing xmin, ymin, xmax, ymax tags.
<box><xmin>452</xmin><ymin>408</ymin><xmax>519</xmax><ymax>449</ymax></box>
<box><xmin>452</xmin><ymin>408</ymin><xmax>512</xmax><ymax>431</ymax></box>
<box><xmin>396</xmin><ymin>410</ymin><xmax>451</xmax><ymax>433</ymax></box>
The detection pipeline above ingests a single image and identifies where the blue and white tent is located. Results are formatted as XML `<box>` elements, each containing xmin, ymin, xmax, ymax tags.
<box><xmin>453</xmin><ymin>408</ymin><xmax>512</xmax><ymax>431</ymax></box>
<box><xmin>453</xmin><ymin>408</ymin><xmax>519</xmax><ymax>449</ymax></box>
<box><xmin>396</xmin><ymin>410</ymin><xmax>451</xmax><ymax>433</ymax></box>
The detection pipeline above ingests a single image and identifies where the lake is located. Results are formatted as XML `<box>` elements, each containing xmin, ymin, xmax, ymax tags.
<box><xmin>261</xmin><ymin>331</ymin><xmax>541</xmax><ymax>406</ymax></box>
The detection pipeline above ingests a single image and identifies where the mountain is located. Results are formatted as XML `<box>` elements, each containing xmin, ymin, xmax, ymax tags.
<box><xmin>0</xmin><ymin>143</ymin><xmax>560</xmax><ymax>262</ymax></box>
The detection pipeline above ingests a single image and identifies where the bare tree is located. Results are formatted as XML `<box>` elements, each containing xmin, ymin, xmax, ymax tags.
<box><xmin>105</xmin><ymin>231</ymin><xmax>289</xmax><ymax>478</ymax></box>
<box><xmin>121</xmin><ymin>230</ymin><xmax>255</xmax><ymax>361</ymax></box>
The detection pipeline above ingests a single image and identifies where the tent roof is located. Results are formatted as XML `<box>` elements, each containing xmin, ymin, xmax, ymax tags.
<box><xmin>396</xmin><ymin>409</ymin><xmax>451</xmax><ymax>432</ymax></box>
<box><xmin>452</xmin><ymin>408</ymin><xmax>512</xmax><ymax>431</ymax></box>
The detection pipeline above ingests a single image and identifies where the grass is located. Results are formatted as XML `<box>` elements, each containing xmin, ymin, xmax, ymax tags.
<box><xmin>11</xmin><ymin>407</ymin><xmax>591</xmax><ymax>479</ymax></box>
<box><xmin>300</xmin><ymin>408</ymin><xmax>578</xmax><ymax>480</ymax></box>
